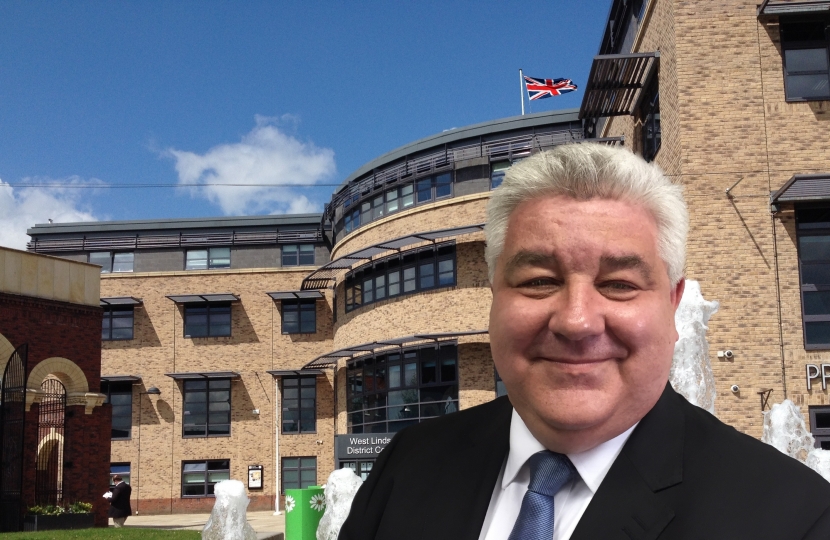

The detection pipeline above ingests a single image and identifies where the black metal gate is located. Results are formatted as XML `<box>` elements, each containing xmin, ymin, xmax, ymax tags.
<box><xmin>35</xmin><ymin>378</ymin><xmax>66</xmax><ymax>505</ymax></box>
<box><xmin>0</xmin><ymin>344</ymin><xmax>28</xmax><ymax>532</ymax></box>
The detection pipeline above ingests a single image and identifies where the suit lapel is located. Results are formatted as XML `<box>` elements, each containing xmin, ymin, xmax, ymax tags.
<box><xmin>571</xmin><ymin>385</ymin><xmax>685</xmax><ymax>540</ymax></box>
<box><xmin>420</xmin><ymin>396</ymin><xmax>512</xmax><ymax>540</ymax></box>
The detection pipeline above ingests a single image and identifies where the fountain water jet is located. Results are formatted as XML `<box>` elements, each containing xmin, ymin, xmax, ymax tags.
<box><xmin>202</xmin><ymin>479</ymin><xmax>257</xmax><ymax>540</ymax></box>
<box><xmin>316</xmin><ymin>468</ymin><xmax>364</xmax><ymax>540</ymax></box>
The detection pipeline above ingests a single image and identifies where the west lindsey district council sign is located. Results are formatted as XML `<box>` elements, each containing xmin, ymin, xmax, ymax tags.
<box><xmin>335</xmin><ymin>434</ymin><xmax>394</xmax><ymax>460</ymax></box>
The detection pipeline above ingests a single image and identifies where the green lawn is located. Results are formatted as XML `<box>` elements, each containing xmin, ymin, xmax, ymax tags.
<box><xmin>1</xmin><ymin>529</ymin><xmax>201</xmax><ymax>540</ymax></box>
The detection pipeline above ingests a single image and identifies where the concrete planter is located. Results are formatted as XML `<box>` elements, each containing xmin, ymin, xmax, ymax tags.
<box><xmin>23</xmin><ymin>513</ymin><xmax>95</xmax><ymax>531</ymax></box>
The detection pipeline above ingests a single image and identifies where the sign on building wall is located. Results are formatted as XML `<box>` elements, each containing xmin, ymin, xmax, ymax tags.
<box><xmin>806</xmin><ymin>364</ymin><xmax>830</xmax><ymax>391</ymax></box>
<box><xmin>248</xmin><ymin>465</ymin><xmax>263</xmax><ymax>490</ymax></box>
<box><xmin>335</xmin><ymin>434</ymin><xmax>395</xmax><ymax>460</ymax></box>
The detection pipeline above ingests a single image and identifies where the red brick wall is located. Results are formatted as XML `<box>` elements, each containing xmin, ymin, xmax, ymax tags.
<box><xmin>0</xmin><ymin>292</ymin><xmax>110</xmax><ymax>527</ymax></box>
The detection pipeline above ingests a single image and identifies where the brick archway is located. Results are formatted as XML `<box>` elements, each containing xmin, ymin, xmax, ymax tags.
<box><xmin>25</xmin><ymin>357</ymin><xmax>104</xmax><ymax>414</ymax></box>
<box><xmin>0</xmin><ymin>332</ymin><xmax>15</xmax><ymax>379</ymax></box>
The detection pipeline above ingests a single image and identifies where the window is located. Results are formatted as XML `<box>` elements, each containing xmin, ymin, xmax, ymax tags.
<box><xmin>282</xmin><ymin>300</ymin><xmax>317</xmax><ymax>334</ymax></box>
<box><xmin>101</xmin><ymin>382</ymin><xmax>132</xmax><ymax>439</ymax></box>
<box><xmin>183</xmin><ymin>379</ymin><xmax>231</xmax><ymax>437</ymax></box>
<box><xmin>810</xmin><ymin>406</ymin><xmax>830</xmax><ymax>450</ymax></box>
<box><xmin>109</xmin><ymin>463</ymin><xmax>131</xmax><ymax>489</ymax></box>
<box><xmin>797</xmin><ymin>207</ymin><xmax>830</xmax><ymax>349</ymax></box>
<box><xmin>184</xmin><ymin>304</ymin><xmax>231</xmax><ymax>337</ymax></box>
<box><xmin>102</xmin><ymin>307</ymin><xmax>134</xmax><ymax>341</ymax></box>
<box><xmin>491</xmin><ymin>162</ymin><xmax>510</xmax><ymax>189</ymax></box>
<box><xmin>282</xmin><ymin>244</ymin><xmax>315</xmax><ymax>266</ymax></box>
<box><xmin>182</xmin><ymin>460</ymin><xmax>230</xmax><ymax>497</ymax></box>
<box><xmin>347</xmin><ymin>343</ymin><xmax>459</xmax><ymax>434</ymax></box>
<box><xmin>340</xmin><ymin>461</ymin><xmax>373</xmax><ymax>482</ymax></box>
<box><xmin>345</xmin><ymin>243</ymin><xmax>456</xmax><ymax>312</ymax></box>
<box><xmin>281</xmin><ymin>377</ymin><xmax>316</xmax><ymax>433</ymax></box>
<box><xmin>781</xmin><ymin>19</ymin><xmax>830</xmax><ymax>101</ymax></box>
<box><xmin>185</xmin><ymin>247</ymin><xmax>231</xmax><ymax>270</ymax></box>
<box><xmin>281</xmin><ymin>457</ymin><xmax>317</xmax><ymax>493</ymax></box>
<box><xmin>639</xmin><ymin>77</ymin><xmax>660</xmax><ymax>162</ymax></box>
<box><xmin>89</xmin><ymin>252</ymin><xmax>134</xmax><ymax>273</ymax></box>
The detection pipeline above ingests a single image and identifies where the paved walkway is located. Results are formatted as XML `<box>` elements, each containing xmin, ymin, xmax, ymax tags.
<box><xmin>113</xmin><ymin>510</ymin><xmax>285</xmax><ymax>540</ymax></box>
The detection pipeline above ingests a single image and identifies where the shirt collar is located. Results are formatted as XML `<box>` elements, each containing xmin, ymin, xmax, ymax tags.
<box><xmin>503</xmin><ymin>408</ymin><xmax>638</xmax><ymax>493</ymax></box>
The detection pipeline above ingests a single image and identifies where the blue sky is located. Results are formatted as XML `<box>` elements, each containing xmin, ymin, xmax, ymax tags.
<box><xmin>0</xmin><ymin>1</ymin><xmax>610</xmax><ymax>249</ymax></box>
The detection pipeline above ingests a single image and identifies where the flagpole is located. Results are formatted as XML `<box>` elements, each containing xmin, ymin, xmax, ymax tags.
<box><xmin>519</xmin><ymin>69</ymin><xmax>525</xmax><ymax>116</ymax></box>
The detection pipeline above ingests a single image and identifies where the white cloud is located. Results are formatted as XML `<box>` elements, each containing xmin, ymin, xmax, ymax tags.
<box><xmin>0</xmin><ymin>176</ymin><xmax>101</xmax><ymax>250</ymax></box>
<box><xmin>166</xmin><ymin>115</ymin><xmax>336</xmax><ymax>215</ymax></box>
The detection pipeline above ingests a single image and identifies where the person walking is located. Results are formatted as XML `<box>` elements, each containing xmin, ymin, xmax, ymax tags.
<box><xmin>108</xmin><ymin>475</ymin><xmax>132</xmax><ymax>527</ymax></box>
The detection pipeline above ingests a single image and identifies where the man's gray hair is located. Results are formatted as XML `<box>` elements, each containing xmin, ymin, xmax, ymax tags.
<box><xmin>484</xmin><ymin>143</ymin><xmax>687</xmax><ymax>284</ymax></box>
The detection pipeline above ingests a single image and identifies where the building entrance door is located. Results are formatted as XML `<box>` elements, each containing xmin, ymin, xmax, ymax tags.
<box><xmin>340</xmin><ymin>460</ymin><xmax>373</xmax><ymax>481</ymax></box>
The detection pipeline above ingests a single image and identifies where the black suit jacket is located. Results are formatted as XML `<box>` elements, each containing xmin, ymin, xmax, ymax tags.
<box><xmin>108</xmin><ymin>482</ymin><xmax>132</xmax><ymax>518</ymax></box>
<box><xmin>340</xmin><ymin>385</ymin><xmax>830</xmax><ymax>540</ymax></box>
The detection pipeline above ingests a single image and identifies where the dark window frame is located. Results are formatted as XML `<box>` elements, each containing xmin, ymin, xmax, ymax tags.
<box><xmin>281</xmin><ymin>456</ymin><xmax>317</xmax><ymax>494</ymax></box>
<box><xmin>89</xmin><ymin>251</ymin><xmax>134</xmax><ymax>273</ymax></box>
<box><xmin>810</xmin><ymin>405</ymin><xmax>830</xmax><ymax>450</ymax></box>
<box><xmin>780</xmin><ymin>17</ymin><xmax>830</xmax><ymax>102</ymax></box>
<box><xmin>181</xmin><ymin>459</ymin><xmax>230</xmax><ymax>498</ymax></box>
<box><xmin>281</xmin><ymin>300</ymin><xmax>317</xmax><ymax>334</ymax></box>
<box><xmin>185</xmin><ymin>247</ymin><xmax>231</xmax><ymax>271</ymax></box>
<box><xmin>346</xmin><ymin>343</ymin><xmax>459</xmax><ymax>434</ymax></box>
<box><xmin>796</xmin><ymin>205</ymin><xmax>830</xmax><ymax>350</ymax></box>
<box><xmin>344</xmin><ymin>243</ymin><xmax>456</xmax><ymax>313</ymax></box>
<box><xmin>182</xmin><ymin>378</ymin><xmax>232</xmax><ymax>438</ymax></box>
<box><xmin>281</xmin><ymin>376</ymin><xmax>317</xmax><ymax>434</ymax></box>
<box><xmin>102</xmin><ymin>306</ymin><xmax>135</xmax><ymax>341</ymax></box>
<box><xmin>638</xmin><ymin>76</ymin><xmax>661</xmax><ymax>163</ymax></box>
<box><xmin>282</xmin><ymin>244</ymin><xmax>316</xmax><ymax>266</ymax></box>
<box><xmin>183</xmin><ymin>303</ymin><xmax>232</xmax><ymax>338</ymax></box>
<box><xmin>101</xmin><ymin>381</ymin><xmax>133</xmax><ymax>440</ymax></box>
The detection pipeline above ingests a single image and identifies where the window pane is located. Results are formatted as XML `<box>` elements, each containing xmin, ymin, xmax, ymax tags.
<box><xmin>300</xmin><ymin>310</ymin><xmax>316</xmax><ymax>333</ymax></box>
<box><xmin>388</xmin><ymin>270</ymin><xmax>400</xmax><ymax>296</ymax></box>
<box><xmin>372</xmin><ymin>196</ymin><xmax>384</xmax><ymax>220</ymax></box>
<box><xmin>300</xmin><ymin>457</ymin><xmax>317</xmax><ymax>469</ymax></box>
<box><xmin>404</xmin><ymin>361</ymin><xmax>417</xmax><ymax>387</ymax></box>
<box><xmin>112</xmin><ymin>252</ymin><xmax>134</xmax><ymax>273</ymax></box>
<box><xmin>441</xmin><ymin>358</ymin><xmax>457</xmax><ymax>382</ymax></box>
<box><xmin>417</xmin><ymin>178</ymin><xmax>432</xmax><ymax>203</ymax></box>
<box><xmin>801</xmin><ymin>236</ymin><xmax>830</xmax><ymax>262</ymax></box>
<box><xmin>805</xmin><ymin>291</ymin><xmax>830</xmax><ymax>316</ymax></box>
<box><xmin>421</xmin><ymin>361</ymin><xmax>437</xmax><ymax>385</ymax></box>
<box><xmin>403</xmin><ymin>267</ymin><xmax>416</xmax><ymax>292</ymax></box>
<box><xmin>90</xmin><ymin>252</ymin><xmax>112</xmax><ymax>273</ymax></box>
<box><xmin>807</xmin><ymin>321</ymin><xmax>830</xmax><ymax>347</ymax></box>
<box><xmin>802</xmin><ymin>263</ymin><xmax>830</xmax><ymax>286</ymax></box>
<box><xmin>375</xmin><ymin>275</ymin><xmax>386</xmax><ymax>300</ymax></box>
<box><xmin>401</xmin><ymin>184</ymin><xmax>414</xmax><ymax>208</ymax></box>
<box><xmin>816</xmin><ymin>412</ymin><xmax>830</xmax><ymax>429</ymax></box>
<box><xmin>186</xmin><ymin>250</ymin><xmax>208</xmax><ymax>270</ymax></box>
<box><xmin>299</xmin><ymin>244</ymin><xmax>315</xmax><ymax>265</ymax></box>
<box><xmin>786</xmin><ymin>48</ymin><xmax>829</xmax><ymax>73</ymax></box>
<box><xmin>361</xmin><ymin>201</ymin><xmax>371</xmax><ymax>224</ymax></box>
<box><xmin>209</xmin><ymin>247</ymin><xmax>231</xmax><ymax>269</ymax></box>
<box><xmin>363</xmin><ymin>278</ymin><xmax>374</xmax><ymax>303</ymax></box>
<box><xmin>386</xmin><ymin>190</ymin><xmax>399</xmax><ymax>213</ymax></box>
<box><xmin>282</xmin><ymin>469</ymin><xmax>299</xmax><ymax>486</ymax></box>
<box><xmin>786</xmin><ymin>74</ymin><xmax>830</xmax><ymax>99</ymax></box>
<box><xmin>419</xmin><ymin>262</ymin><xmax>435</xmax><ymax>289</ymax></box>
<box><xmin>435</xmin><ymin>173</ymin><xmax>452</xmax><ymax>198</ymax></box>
<box><xmin>282</xmin><ymin>245</ymin><xmax>299</xmax><ymax>266</ymax></box>
<box><xmin>389</xmin><ymin>364</ymin><xmax>401</xmax><ymax>389</ymax></box>
<box><xmin>438</xmin><ymin>259</ymin><xmax>455</xmax><ymax>285</ymax></box>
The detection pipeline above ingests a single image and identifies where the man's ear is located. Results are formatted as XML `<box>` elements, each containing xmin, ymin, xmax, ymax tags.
<box><xmin>671</xmin><ymin>278</ymin><xmax>686</xmax><ymax>311</ymax></box>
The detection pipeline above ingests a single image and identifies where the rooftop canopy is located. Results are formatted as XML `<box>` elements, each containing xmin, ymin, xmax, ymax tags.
<box><xmin>266</xmin><ymin>290</ymin><xmax>325</xmax><ymax>301</ymax></box>
<box><xmin>771</xmin><ymin>173</ymin><xmax>830</xmax><ymax>204</ymax></box>
<box><xmin>166</xmin><ymin>293</ymin><xmax>240</xmax><ymax>304</ymax></box>
<box><xmin>165</xmin><ymin>371</ymin><xmax>241</xmax><ymax>380</ymax></box>
<box><xmin>579</xmin><ymin>52</ymin><xmax>660</xmax><ymax>120</ymax></box>
<box><xmin>100</xmin><ymin>297</ymin><xmax>142</xmax><ymax>307</ymax></box>
<box><xmin>302</xmin><ymin>330</ymin><xmax>488</xmax><ymax>369</ymax></box>
<box><xmin>100</xmin><ymin>375</ymin><xmax>142</xmax><ymax>383</ymax></box>
<box><xmin>758</xmin><ymin>0</ymin><xmax>830</xmax><ymax>16</ymax></box>
<box><xmin>300</xmin><ymin>224</ymin><xmax>485</xmax><ymax>290</ymax></box>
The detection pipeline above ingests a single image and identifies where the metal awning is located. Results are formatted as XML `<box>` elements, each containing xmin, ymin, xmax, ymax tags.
<box><xmin>771</xmin><ymin>173</ymin><xmax>830</xmax><ymax>204</ymax></box>
<box><xmin>266</xmin><ymin>369</ymin><xmax>325</xmax><ymax>377</ymax></box>
<box><xmin>166</xmin><ymin>293</ymin><xmax>240</xmax><ymax>304</ymax></box>
<box><xmin>301</xmin><ymin>223</ymin><xmax>485</xmax><ymax>290</ymax></box>
<box><xmin>101</xmin><ymin>375</ymin><xmax>142</xmax><ymax>383</ymax></box>
<box><xmin>267</xmin><ymin>290</ymin><xmax>325</xmax><ymax>301</ymax></box>
<box><xmin>100</xmin><ymin>297</ymin><xmax>142</xmax><ymax>307</ymax></box>
<box><xmin>302</xmin><ymin>330</ymin><xmax>489</xmax><ymax>369</ymax></box>
<box><xmin>579</xmin><ymin>52</ymin><xmax>660</xmax><ymax>120</ymax></box>
<box><xmin>759</xmin><ymin>1</ymin><xmax>830</xmax><ymax>16</ymax></box>
<box><xmin>165</xmin><ymin>371</ymin><xmax>241</xmax><ymax>380</ymax></box>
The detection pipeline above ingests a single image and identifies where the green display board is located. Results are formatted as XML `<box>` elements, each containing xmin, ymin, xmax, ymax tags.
<box><xmin>285</xmin><ymin>486</ymin><xmax>326</xmax><ymax>540</ymax></box>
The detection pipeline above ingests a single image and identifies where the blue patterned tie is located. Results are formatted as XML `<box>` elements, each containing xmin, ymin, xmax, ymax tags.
<box><xmin>507</xmin><ymin>450</ymin><xmax>576</xmax><ymax>540</ymax></box>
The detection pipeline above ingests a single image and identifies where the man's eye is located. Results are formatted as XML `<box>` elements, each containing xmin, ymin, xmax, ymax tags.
<box><xmin>600</xmin><ymin>281</ymin><xmax>637</xmax><ymax>293</ymax></box>
<box><xmin>521</xmin><ymin>278</ymin><xmax>556</xmax><ymax>287</ymax></box>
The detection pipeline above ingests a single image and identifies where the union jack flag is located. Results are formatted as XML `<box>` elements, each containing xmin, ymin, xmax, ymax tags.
<box><xmin>523</xmin><ymin>76</ymin><xmax>578</xmax><ymax>100</ymax></box>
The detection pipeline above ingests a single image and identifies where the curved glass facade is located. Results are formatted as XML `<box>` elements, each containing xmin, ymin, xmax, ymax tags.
<box><xmin>346</xmin><ymin>343</ymin><xmax>458</xmax><ymax>434</ymax></box>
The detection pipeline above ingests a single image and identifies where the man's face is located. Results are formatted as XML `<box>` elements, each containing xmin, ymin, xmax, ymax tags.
<box><xmin>489</xmin><ymin>195</ymin><xmax>684</xmax><ymax>453</ymax></box>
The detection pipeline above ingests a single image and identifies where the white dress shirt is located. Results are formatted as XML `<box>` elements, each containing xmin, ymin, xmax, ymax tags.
<box><xmin>478</xmin><ymin>409</ymin><xmax>637</xmax><ymax>540</ymax></box>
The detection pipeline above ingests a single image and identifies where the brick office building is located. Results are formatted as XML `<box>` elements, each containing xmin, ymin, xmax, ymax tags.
<box><xmin>578</xmin><ymin>0</ymin><xmax>830</xmax><ymax>443</ymax></box>
<box><xmin>26</xmin><ymin>111</ymin><xmax>595</xmax><ymax>512</ymax></box>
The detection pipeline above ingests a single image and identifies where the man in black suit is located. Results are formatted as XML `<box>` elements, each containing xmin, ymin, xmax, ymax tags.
<box><xmin>339</xmin><ymin>144</ymin><xmax>830</xmax><ymax>539</ymax></box>
<box><xmin>108</xmin><ymin>474</ymin><xmax>132</xmax><ymax>527</ymax></box>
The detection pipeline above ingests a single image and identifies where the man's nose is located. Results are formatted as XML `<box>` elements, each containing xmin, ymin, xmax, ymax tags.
<box><xmin>548</xmin><ymin>281</ymin><xmax>605</xmax><ymax>342</ymax></box>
